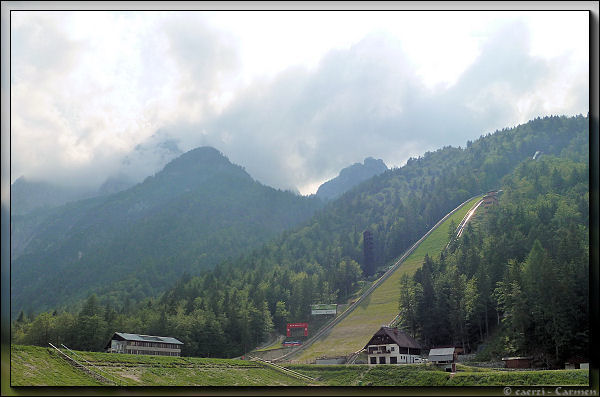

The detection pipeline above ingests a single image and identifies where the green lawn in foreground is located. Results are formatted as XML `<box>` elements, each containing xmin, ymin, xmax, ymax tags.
<box><xmin>294</xmin><ymin>196</ymin><xmax>484</xmax><ymax>363</ymax></box>
<box><xmin>287</xmin><ymin>364</ymin><xmax>589</xmax><ymax>387</ymax></box>
<box><xmin>9</xmin><ymin>344</ymin><xmax>310</xmax><ymax>386</ymax></box>
<box><xmin>10</xmin><ymin>345</ymin><xmax>103</xmax><ymax>386</ymax></box>
<box><xmin>8</xmin><ymin>344</ymin><xmax>591</xmax><ymax>387</ymax></box>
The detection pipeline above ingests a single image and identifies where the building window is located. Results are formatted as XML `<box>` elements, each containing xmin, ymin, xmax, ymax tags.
<box><xmin>390</xmin><ymin>357</ymin><xmax>397</xmax><ymax>364</ymax></box>
<box><xmin>370</xmin><ymin>357</ymin><xmax>377</xmax><ymax>364</ymax></box>
<box><xmin>391</xmin><ymin>346</ymin><xmax>395</xmax><ymax>351</ymax></box>
<box><xmin>379</xmin><ymin>357</ymin><xmax>386</xmax><ymax>364</ymax></box>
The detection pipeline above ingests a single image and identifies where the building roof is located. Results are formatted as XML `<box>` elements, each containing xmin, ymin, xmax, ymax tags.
<box><xmin>427</xmin><ymin>347</ymin><xmax>456</xmax><ymax>362</ymax></box>
<box><xmin>429</xmin><ymin>354</ymin><xmax>454</xmax><ymax>362</ymax></box>
<box><xmin>104</xmin><ymin>332</ymin><xmax>184</xmax><ymax>349</ymax></box>
<box><xmin>429</xmin><ymin>347</ymin><xmax>456</xmax><ymax>356</ymax></box>
<box><xmin>363</xmin><ymin>327</ymin><xmax>422</xmax><ymax>350</ymax></box>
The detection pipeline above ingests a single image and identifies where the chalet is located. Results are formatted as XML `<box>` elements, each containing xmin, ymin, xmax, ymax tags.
<box><xmin>104</xmin><ymin>332</ymin><xmax>183</xmax><ymax>356</ymax></box>
<box><xmin>364</xmin><ymin>326</ymin><xmax>422</xmax><ymax>365</ymax></box>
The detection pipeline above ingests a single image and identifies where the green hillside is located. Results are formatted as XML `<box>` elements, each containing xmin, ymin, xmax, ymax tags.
<box><xmin>295</xmin><ymin>153</ymin><xmax>589</xmax><ymax>366</ymax></box>
<box><xmin>11</xmin><ymin>146</ymin><xmax>323</xmax><ymax>316</ymax></box>
<box><xmin>10</xmin><ymin>345</ymin><xmax>103</xmax><ymax>386</ymax></box>
<box><xmin>10</xmin><ymin>345</ymin><xmax>311</xmax><ymax>386</ymax></box>
<box><xmin>402</xmin><ymin>155</ymin><xmax>589</xmax><ymax>366</ymax></box>
<box><xmin>294</xmin><ymin>195</ymin><xmax>483</xmax><ymax>362</ymax></box>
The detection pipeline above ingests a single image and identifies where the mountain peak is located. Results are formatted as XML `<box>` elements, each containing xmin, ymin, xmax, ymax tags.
<box><xmin>316</xmin><ymin>157</ymin><xmax>388</xmax><ymax>200</ymax></box>
<box><xmin>157</xmin><ymin>146</ymin><xmax>251</xmax><ymax>181</ymax></box>
<box><xmin>163</xmin><ymin>146</ymin><xmax>227</xmax><ymax>168</ymax></box>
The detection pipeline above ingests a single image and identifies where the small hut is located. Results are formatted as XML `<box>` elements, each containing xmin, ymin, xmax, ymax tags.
<box><xmin>501</xmin><ymin>356</ymin><xmax>532</xmax><ymax>369</ymax></box>
<box><xmin>428</xmin><ymin>347</ymin><xmax>457</xmax><ymax>364</ymax></box>
<box><xmin>428</xmin><ymin>347</ymin><xmax>458</xmax><ymax>372</ymax></box>
<box><xmin>565</xmin><ymin>356</ymin><xmax>589</xmax><ymax>369</ymax></box>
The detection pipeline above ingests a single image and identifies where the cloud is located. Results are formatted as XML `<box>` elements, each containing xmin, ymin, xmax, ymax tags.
<box><xmin>10</xmin><ymin>13</ymin><xmax>113</xmax><ymax>188</ymax></box>
<box><xmin>11</xmin><ymin>14</ymin><xmax>81</xmax><ymax>80</ymax></box>
<box><xmin>160</xmin><ymin>34</ymin><xmax>428</xmax><ymax>191</ymax></box>
<box><xmin>165</xmin><ymin>20</ymin><xmax>587</xmax><ymax>194</ymax></box>
<box><xmin>10</xmin><ymin>12</ymin><xmax>243</xmax><ymax>188</ymax></box>
<box><xmin>161</xmin><ymin>13</ymin><xmax>242</xmax><ymax>119</ymax></box>
<box><xmin>10</xmin><ymin>13</ymin><xmax>588</xmax><ymax>195</ymax></box>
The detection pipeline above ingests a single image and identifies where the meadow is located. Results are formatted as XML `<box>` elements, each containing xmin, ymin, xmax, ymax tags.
<box><xmin>8</xmin><ymin>344</ymin><xmax>590</xmax><ymax>389</ymax></box>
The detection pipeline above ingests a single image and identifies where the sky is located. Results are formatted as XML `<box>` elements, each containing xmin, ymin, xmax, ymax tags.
<box><xmin>8</xmin><ymin>9</ymin><xmax>590</xmax><ymax>195</ymax></box>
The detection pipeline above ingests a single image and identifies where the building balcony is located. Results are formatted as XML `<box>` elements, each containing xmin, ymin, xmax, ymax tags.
<box><xmin>368</xmin><ymin>349</ymin><xmax>391</xmax><ymax>355</ymax></box>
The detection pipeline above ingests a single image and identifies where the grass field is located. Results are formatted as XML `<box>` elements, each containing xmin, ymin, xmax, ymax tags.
<box><xmin>9</xmin><ymin>344</ymin><xmax>311</xmax><ymax>386</ymax></box>
<box><xmin>293</xmin><ymin>196</ymin><xmax>484</xmax><ymax>363</ymax></box>
<box><xmin>287</xmin><ymin>363</ymin><xmax>590</xmax><ymax>387</ymax></box>
<box><xmin>10</xmin><ymin>345</ymin><xmax>104</xmax><ymax>386</ymax></box>
<box><xmin>7</xmin><ymin>345</ymin><xmax>591</xmax><ymax>388</ymax></box>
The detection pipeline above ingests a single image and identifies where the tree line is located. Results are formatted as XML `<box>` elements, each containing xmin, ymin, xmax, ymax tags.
<box><xmin>396</xmin><ymin>156</ymin><xmax>589</xmax><ymax>368</ymax></box>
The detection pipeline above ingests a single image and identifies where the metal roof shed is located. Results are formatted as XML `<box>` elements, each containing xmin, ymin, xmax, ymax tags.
<box><xmin>428</xmin><ymin>347</ymin><xmax>456</xmax><ymax>363</ymax></box>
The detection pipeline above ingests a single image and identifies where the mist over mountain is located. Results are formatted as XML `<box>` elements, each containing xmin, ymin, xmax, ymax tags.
<box><xmin>119</xmin><ymin>132</ymin><xmax>185</xmax><ymax>185</ymax></box>
<box><xmin>97</xmin><ymin>174</ymin><xmax>137</xmax><ymax>196</ymax></box>
<box><xmin>316</xmin><ymin>157</ymin><xmax>388</xmax><ymax>200</ymax></box>
<box><xmin>11</xmin><ymin>132</ymin><xmax>185</xmax><ymax>215</ymax></box>
<box><xmin>10</xmin><ymin>177</ymin><xmax>98</xmax><ymax>216</ymax></box>
<box><xmin>11</xmin><ymin>146</ymin><xmax>323</xmax><ymax>315</ymax></box>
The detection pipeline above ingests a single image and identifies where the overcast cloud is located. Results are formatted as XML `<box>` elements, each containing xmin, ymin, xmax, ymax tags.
<box><xmin>9</xmin><ymin>11</ymin><xmax>589</xmax><ymax>194</ymax></box>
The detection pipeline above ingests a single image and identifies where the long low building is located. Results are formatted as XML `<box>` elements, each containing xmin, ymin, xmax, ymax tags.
<box><xmin>104</xmin><ymin>332</ymin><xmax>183</xmax><ymax>356</ymax></box>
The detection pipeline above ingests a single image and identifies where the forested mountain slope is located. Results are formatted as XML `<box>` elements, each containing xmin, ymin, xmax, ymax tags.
<box><xmin>397</xmin><ymin>155</ymin><xmax>589</xmax><ymax>367</ymax></box>
<box><xmin>12</xmin><ymin>115</ymin><xmax>588</xmax><ymax>359</ymax></box>
<box><xmin>258</xmin><ymin>114</ymin><xmax>588</xmax><ymax>277</ymax></box>
<box><xmin>11</xmin><ymin>147</ymin><xmax>323</xmax><ymax>316</ymax></box>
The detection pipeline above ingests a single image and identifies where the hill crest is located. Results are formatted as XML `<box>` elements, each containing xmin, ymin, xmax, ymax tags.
<box><xmin>316</xmin><ymin>157</ymin><xmax>388</xmax><ymax>200</ymax></box>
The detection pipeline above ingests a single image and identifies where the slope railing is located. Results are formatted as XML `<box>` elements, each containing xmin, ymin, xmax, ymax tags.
<box><xmin>248</xmin><ymin>355</ymin><xmax>316</xmax><ymax>382</ymax></box>
<box><xmin>273</xmin><ymin>193</ymin><xmax>484</xmax><ymax>363</ymax></box>
<box><xmin>346</xmin><ymin>348</ymin><xmax>365</xmax><ymax>365</ymax></box>
<box><xmin>48</xmin><ymin>343</ymin><xmax>116</xmax><ymax>385</ymax></box>
<box><xmin>61</xmin><ymin>344</ymin><xmax>121</xmax><ymax>386</ymax></box>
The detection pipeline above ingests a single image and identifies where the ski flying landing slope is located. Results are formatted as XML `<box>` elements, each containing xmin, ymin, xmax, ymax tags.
<box><xmin>292</xmin><ymin>195</ymin><xmax>484</xmax><ymax>363</ymax></box>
